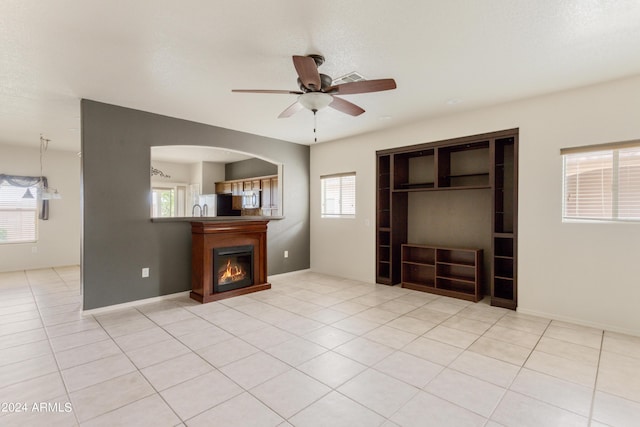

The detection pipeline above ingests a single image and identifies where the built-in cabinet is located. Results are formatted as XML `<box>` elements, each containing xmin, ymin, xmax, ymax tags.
<box><xmin>260</xmin><ymin>177</ymin><xmax>279</xmax><ymax>217</ymax></box>
<box><xmin>376</xmin><ymin>129</ymin><xmax>518</xmax><ymax>308</ymax></box>
<box><xmin>215</xmin><ymin>175</ymin><xmax>279</xmax><ymax>217</ymax></box>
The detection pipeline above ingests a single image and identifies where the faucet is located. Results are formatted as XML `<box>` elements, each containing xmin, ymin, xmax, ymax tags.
<box><xmin>202</xmin><ymin>203</ymin><xmax>208</xmax><ymax>217</ymax></box>
<box><xmin>192</xmin><ymin>204</ymin><xmax>202</xmax><ymax>217</ymax></box>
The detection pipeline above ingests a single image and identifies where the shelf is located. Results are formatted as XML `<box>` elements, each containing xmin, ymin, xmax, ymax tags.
<box><xmin>437</xmin><ymin>260</ymin><xmax>475</xmax><ymax>268</ymax></box>
<box><xmin>402</xmin><ymin>262</ymin><xmax>436</xmax><ymax>286</ymax></box>
<box><xmin>445</xmin><ymin>172</ymin><xmax>490</xmax><ymax>179</ymax></box>
<box><xmin>494</xmin><ymin>257</ymin><xmax>514</xmax><ymax>278</ymax></box>
<box><xmin>402</xmin><ymin>280</ymin><xmax>435</xmax><ymax>288</ymax></box>
<box><xmin>494</xmin><ymin>232</ymin><xmax>514</xmax><ymax>238</ymax></box>
<box><xmin>402</xmin><ymin>244</ymin><xmax>436</xmax><ymax>265</ymax></box>
<box><xmin>378</xmin><ymin>227</ymin><xmax>391</xmax><ymax>232</ymax></box>
<box><xmin>436</xmin><ymin>275</ymin><xmax>476</xmax><ymax>284</ymax></box>
<box><xmin>402</xmin><ymin>280</ymin><xmax>435</xmax><ymax>289</ymax></box>
<box><xmin>493</xmin><ymin>255</ymin><xmax>513</xmax><ymax>261</ymax></box>
<box><xmin>403</xmin><ymin>261</ymin><xmax>435</xmax><ymax>267</ymax></box>
<box><xmin>437</xmin><ymin>248</ymin><xmax>477</xmax><ymax>266</ymax></box>
<box><xmin>394</xmin><ymin>184</ymin><xmax>491</xmax><ymax>193</ymax></box>
<box><xmin>493</xmin><ymin>276</ymin><xmax>515</xmax><ymax>300</ymax></box>
<box><xmin>396</xmin><ymin>182</ymin><xmax>435</xmax><ymax>190</ymax></box>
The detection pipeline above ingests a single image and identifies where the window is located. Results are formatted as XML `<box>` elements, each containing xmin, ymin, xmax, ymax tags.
<box><xmin>321</xmin><ymin>172</ymin><xmax>356</xmax><ymax>218</ymax></box>
<box><xmin>151</xmin><ymin>187</ymin><xmax>176</xmax><ymax>217</ymax></box>
<box><xmin>0</xmin><ymin>181</ymin><xmax>38</xmax><ymax>243</ymax></box>
<box><xmin>562</xmin><ymin>141</ymin><xmax>640</xmax><ymax>221</ymax></box>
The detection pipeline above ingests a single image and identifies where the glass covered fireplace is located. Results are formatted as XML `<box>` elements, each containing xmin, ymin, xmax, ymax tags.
<box><xmin>213</xmin><ymin>245</ymin><xmax>254</xmax><ymax>293</ymax></box>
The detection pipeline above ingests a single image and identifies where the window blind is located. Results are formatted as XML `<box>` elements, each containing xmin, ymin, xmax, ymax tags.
<box><xmin>0</xmin><ymin>183</ymin><xmax>38</xmax><ymax>243</ymax></box>
<box><xmin>563</xmin><ymin>143</ymin><xmax>640</xmax><ymax>221</ymax></box>
<box><xmin>618</xmin><ymin>147</ymin><xmax>640</xmax><ymax>220</ymax></box>
<box><xmin>321</xmin><ymin>172</ymin><xmax>356</xmax><ymax>217</ymax></box>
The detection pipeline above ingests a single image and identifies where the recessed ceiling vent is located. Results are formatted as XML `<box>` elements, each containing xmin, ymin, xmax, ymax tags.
<box><xmin>331</xmin><ymin>71</ymin><xmax>366</xmax><ymax>86</ymax></box>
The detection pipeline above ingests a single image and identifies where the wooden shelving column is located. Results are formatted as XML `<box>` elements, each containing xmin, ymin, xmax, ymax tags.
<box><xmin>376</xmin><ymin>154</ymin><xmax>392</xmax><ymax>284</ymax></box>
<box><xmin>491</xmin><ymin>136</ymin><xmax>518</xmax><ymax>309</ymax></box>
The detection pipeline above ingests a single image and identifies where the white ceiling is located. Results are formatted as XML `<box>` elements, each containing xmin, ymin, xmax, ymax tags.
<box><xmin>2</xmin><ymin>1</ymin><xmax>640</xmax><ymax>153</ymax></box>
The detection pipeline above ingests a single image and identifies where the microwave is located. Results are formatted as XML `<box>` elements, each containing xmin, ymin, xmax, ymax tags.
<box><xmin>242</xmin><ymin>190</ymin><xmax>260</xmax><ymax>209</ymax></box>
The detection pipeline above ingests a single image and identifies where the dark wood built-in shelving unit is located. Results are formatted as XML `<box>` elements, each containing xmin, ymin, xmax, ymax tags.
<box><xmin>376</xmin><ymin>129</ymin><xmax>518</xmax><ymax>308</ymax></box>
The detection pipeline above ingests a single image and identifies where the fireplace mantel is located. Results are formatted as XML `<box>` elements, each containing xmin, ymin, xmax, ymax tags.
<box><xmin>190</xmin><ymin>220</ymin><xmax>271</xmax><ymax>303</ymax></box>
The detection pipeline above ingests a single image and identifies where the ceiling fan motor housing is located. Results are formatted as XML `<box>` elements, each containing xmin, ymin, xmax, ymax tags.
<box><xmin>298</xmin><ymin>74</ymin><xmax>333</xmax><ymax>92</ymax></box>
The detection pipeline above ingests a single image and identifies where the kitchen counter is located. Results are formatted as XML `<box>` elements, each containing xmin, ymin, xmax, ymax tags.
<box><xmin>151</xmin><ymin>215</ymin><xmax>284</xmax><ymax>223</ymax></box>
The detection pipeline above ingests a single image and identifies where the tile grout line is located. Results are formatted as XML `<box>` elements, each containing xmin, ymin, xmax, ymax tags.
<box><xmin>587</xmin><ymin>330</ymin><xmax>605</xmax><ymax>426</ymax></box>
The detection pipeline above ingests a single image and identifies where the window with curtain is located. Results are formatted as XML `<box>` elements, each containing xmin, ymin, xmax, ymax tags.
<box><xmin>321</xmin><ymin>172</ymin><xmax>356</xmax><ymax>218</ymax></box>
<box><xmin>562</xmin><ymin>141</ymin><xmax>640</xmax><ymax>221</ymax></box>
<box><xmin>0</xmin><ymin>176</ymin><xmax>40</xmax><ymax>244</ymax></box>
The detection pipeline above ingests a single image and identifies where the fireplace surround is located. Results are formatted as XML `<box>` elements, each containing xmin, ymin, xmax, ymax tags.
<box><xmin>190</xmin><ymin>220</ymin><xmax>270</xmax><ymax>303</ymax></box>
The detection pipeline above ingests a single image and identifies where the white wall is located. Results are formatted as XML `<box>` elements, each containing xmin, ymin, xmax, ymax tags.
<box><xmin>150</xmin><ymin>160</ymin><xmax>193</xmax><ymax>185</ymax></box>
<box><xmin>0</xmin><ymin>144</ymin><xmax>81</xmax><ymax>272</ymax></box>
<box><xmin>310</xmin><ymin>74</ymin><xmax>640</xmax><ymax>336</ymax></box>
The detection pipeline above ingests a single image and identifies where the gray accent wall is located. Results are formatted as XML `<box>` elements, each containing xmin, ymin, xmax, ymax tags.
<box><xmin>226</xmin><ymin>158</ymin><xmax>278</xmax><ymax>180</ymax></box>
<box><xmin>81</xmin><ymin>100</ymin><xmax>310</xmax><ymax>309</ymax></box>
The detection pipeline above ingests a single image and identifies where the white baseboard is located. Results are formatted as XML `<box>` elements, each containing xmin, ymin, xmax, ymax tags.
<box><xmin>83</xmin><ymin>268</ymin><xmax>312</xmax><ymax>315</ymax></box>
<box><xmin>268</xmin><ymin>268</ymin><xmax>311</xmax><ymax>280</ymax></box>
<box><xmin>82</xmin><ymin>291</ymin><xmax>190</xmax><ymax>316</ymax></box>
<box><xmin>517</xmin><ymin>307</ymin><xmax>640</xmax><ymax>337</ymax></box>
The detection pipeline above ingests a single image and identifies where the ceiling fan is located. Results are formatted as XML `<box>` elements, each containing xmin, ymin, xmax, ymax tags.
<box><xmin>232</xmin><ymin>54</ymin><xmax>397</xmax><ymax>119</ymax></box>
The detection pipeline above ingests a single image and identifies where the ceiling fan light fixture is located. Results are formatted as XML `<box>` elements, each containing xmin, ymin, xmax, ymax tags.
<box><xmin>298</xmin><ymin>92</ymin><xmax>333</xmax><ymax>111</ymax></box>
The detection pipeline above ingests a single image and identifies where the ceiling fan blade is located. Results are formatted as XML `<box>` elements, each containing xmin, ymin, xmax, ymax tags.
<box><xmin>326</xmin><ymin>78</ymin><xmax>397</xmax><ymax>95</ymax></box>
<box><xmin>278</xmin><ymin>101</ymin><xmax>304</xmax><ymax>118</ymax></box>
<box><xmin>329</xmin><ymin>96</ymin><xmax>365</xmax><ymax>116</ymax></box>
<box><xmin>293</xmin><ymin>56</ymin><xmax>322</xmax><ymax>91</ymax></box>
<box><xmin>232</xmin><ymin>89</ymin><xmax>303</xmax><ymax>94</ymax></box>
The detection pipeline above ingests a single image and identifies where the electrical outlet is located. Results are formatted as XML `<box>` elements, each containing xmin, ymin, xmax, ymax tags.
<box><xmin>284</xmin><ymin>250</ymin><xmax>289</xmax><ymax>258</ymax></box>
<box><xmin>31</xmin><ymin>246</ymin><xmax>38</xmax><ymax>254</ymax></box>
<box><xmin>142</xmin><ymin>268</ymin><xmax>149</xmax><ymax>278</ymax></box>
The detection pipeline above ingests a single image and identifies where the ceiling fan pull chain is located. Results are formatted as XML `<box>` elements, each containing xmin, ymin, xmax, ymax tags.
<box><xmin>313</xmin><ymin>109</ymin><xmax>318</xmax><ymax>143</ymax></box>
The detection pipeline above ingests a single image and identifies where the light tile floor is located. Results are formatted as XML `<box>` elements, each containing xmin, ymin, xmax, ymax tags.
<box><xmin>1</xmin><ymin>267</ymin><xmax>640</xmax><ymax>426</ymax></box>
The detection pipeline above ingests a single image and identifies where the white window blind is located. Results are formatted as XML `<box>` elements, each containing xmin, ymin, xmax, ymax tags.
<box><xmin>0</xmin><ymin>183</ymin><xmax>38</xmax><ymax>243</ymax></box>
<box><xmin>618</xmin><ymin>147</ymin><xmax>640</xmax><ymax>219</ymax></box>
<box><xmin>562</xmin><ymin>143</ymin><xmax>640</xmax><ymax>221</ymax></box>
<box><xmin>321</xmin><ymin>173</ymin><xmax>356</xmax><ymax>218</ymax></box>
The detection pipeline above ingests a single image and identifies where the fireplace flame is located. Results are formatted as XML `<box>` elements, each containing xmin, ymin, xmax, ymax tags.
<box><xmin>219</xmin><ymin>258</ymin><xmax>246</xmax><ymax>284</ymax></box>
